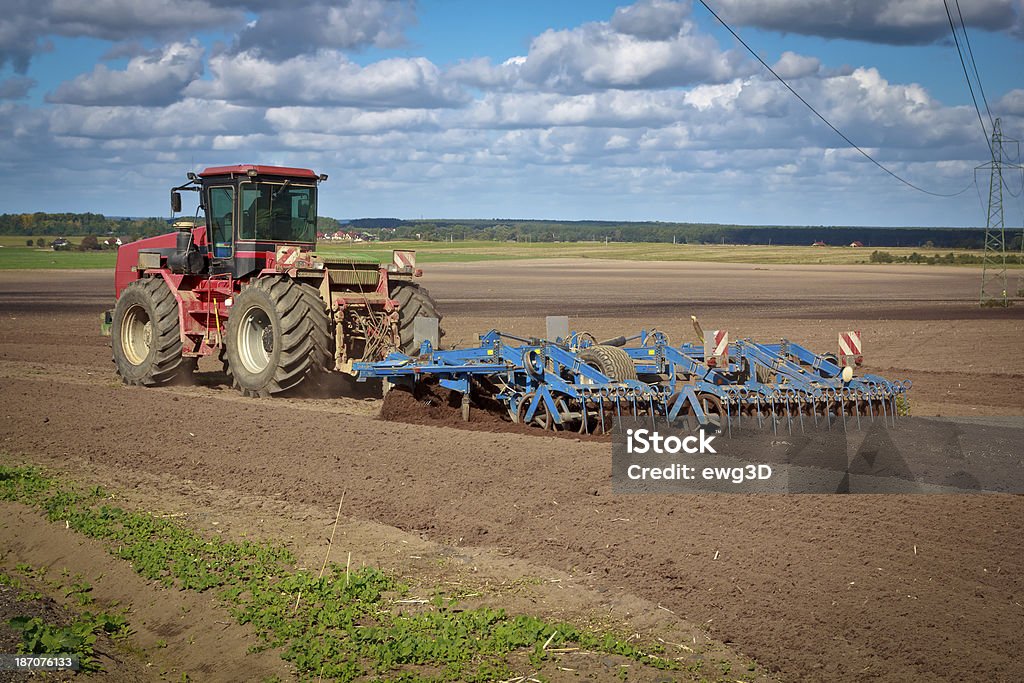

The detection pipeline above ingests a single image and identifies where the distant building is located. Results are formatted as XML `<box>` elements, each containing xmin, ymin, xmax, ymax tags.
<box><xmin>318</xmin><ymin>229</ymin><xmax>374</xmax><ymax>242</ymax></box>
<box><xmin>849</xmin><ymin>240</ymin><xmax>864</xmax><ymax>248</ymax></box>
<box><xmin>51</xmin><ymin>238</ymin><xmax>71</xmax><ymax>250</ymax></box>
<box><xmin>811</xmin><ymin>240</ymin><xmax>827</xmax><ymax>247</ymax></box>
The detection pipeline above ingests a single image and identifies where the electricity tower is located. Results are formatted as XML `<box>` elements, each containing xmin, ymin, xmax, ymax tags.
<box><xmin>978</xmin><ymin>118</ymin><xmax>1023</xmax><ymax>306</ymax></box>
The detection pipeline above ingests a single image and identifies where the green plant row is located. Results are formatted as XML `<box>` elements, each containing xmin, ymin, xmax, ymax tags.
<box><xmin>7</xmin><ymin>611</ymin><xmax>130</xmax><ymax>671</ymax></box>
<box><xmin>0</xmin><ymin>465</ymin><xmax>682</xmax><ymax>682</ymax></box>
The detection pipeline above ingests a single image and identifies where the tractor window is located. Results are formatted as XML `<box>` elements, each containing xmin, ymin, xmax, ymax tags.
<box><xmin>209</xmin><ymin>186</ymin><xmax>234</xmax><ymax>258</ymax></box>
<box><xmin>239</xmin><ymin>182</ymin><xmax>316</xmax><ymax>243</ymax></box>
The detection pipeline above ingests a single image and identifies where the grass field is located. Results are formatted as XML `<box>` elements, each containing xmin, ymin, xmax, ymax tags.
<box><xmin>317</xmin><ymin>239</ymin><xmax>1016</xmax><ymax>267</ymax></box>
<box><xmin>0</xmin><ymin>235</ymin><xmax>1017</xmax><ymax>270</ymax></box>
<box><xmin>0</xmin><ymin>247</ymin><xmax>117</xmax><ymax>269</ymax></box>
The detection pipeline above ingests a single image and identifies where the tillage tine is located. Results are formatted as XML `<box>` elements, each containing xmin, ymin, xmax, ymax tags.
<box><xmin>840</xmin><ymin>393</ymin><xmax>847</xmax><ymax>433</ymax></box>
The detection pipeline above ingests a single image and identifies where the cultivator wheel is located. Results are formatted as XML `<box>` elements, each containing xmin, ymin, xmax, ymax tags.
<box><xmin>393</xmin><ymin>283</ymin><xmax>444</xmax><ymax>354</ymax></box>
<box><xmin>111</xmin><ymin>277</ymin><xmax>195</xmax><ymax>386</ymax></box>
<box><xmin>667</xmin><ymin>391</ymin><xmax>722</xmax><ymax>431</ymax></box>
<box><xmin>225</xmin><ymin>277</ymin><xmax>332</xmax><ymax>397</ymax></box>
<box><xmin>698</xmin><ymin>393</ymin><xmax>724</xmax><ymax>430</ymax></box>
<box><xmin>579</xmin><ymin>345</ymin><xmax>638</xmax><ymax>381</ymax></box>
<box><xmin>516</xmin><ymin>392</ymin><xmax>553</xmax><ymax>430</ymax></box>
<box><xmin>817</xmin><ymin>353</ymin><xmax>839</xmax><ymax>378</ymax></box>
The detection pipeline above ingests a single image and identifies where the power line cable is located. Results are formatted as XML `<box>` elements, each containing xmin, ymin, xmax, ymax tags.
<box><xmin>695</xmin><ymin>0</ymin><xmax>973</xmax><ymax>198</ymax></box>
<box><xmin>953</xmin><ymin>0</ymin><xmax>993</xmax><ymax>127</ymax></box>
<box><xmin>948</xmin><ymin>2</ymin><xmax>1023</xmax><ymax>201</ymax></box>
<box><xmin>942</xmin><ymin>0</ymin><xmax>995</xmax><ymax>160</ymax></box>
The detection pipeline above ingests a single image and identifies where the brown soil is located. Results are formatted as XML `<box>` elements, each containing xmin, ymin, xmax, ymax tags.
<box><xmin>0</xmin><ymin>557</ymin><xmax>155</xmax><ymax>683</ymax></box>
<box><xmin>379</xmin><ymin>380</ymin><xmax>613</xmax><ymax>441</ymax></box>
<box><xmin>1</xmin><ymin>262</ymin><xmax>1023</xmax><ymax>682</ymax></box>
<box><xmin>0</xmin><ymin>503</ymin><xmax>291</xmax><ymax>682</ymax></box>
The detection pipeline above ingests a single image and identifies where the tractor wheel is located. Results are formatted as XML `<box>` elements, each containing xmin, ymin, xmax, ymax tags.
<box><xmin>225</xmin><ymin>277</ymin><xmax>332</xmax><ymax>397</ymax></box>
<box><xmin>111</xmin><ymin>277</ymin><xmax>195</xmax><ymax>386</ymax></box>
<box><xmin>579</xmin><ymin>345</ymin><xmax>638</xmax><ymax>382</ymax></box>
<box><xmin>393</xmin><ymin>283</ymin><xmax>444</xmax><ymax>354</ymax></box>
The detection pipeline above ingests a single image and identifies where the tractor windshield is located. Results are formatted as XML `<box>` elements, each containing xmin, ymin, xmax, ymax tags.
<box><xmin>238</xmin><ymin>181</ymin><xmax>316</xmax><ymax>243</ymax></box>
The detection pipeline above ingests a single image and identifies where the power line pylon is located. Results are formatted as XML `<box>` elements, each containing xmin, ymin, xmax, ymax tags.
<box><xmin>978</xmin><ymin>118</ymin><xmax>1022</xmax><ymax>306</ymax></box>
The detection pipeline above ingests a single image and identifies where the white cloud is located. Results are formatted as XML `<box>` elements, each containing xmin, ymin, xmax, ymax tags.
<box><xmin>713</xmin><ymin>0</ymin><xmax>1021</xmax><ymax>44</ymax></box>
<box><xmin>187</xmin><ymin>51</ymin><xmax>466</xmax><ymax>108</ymax></box>
<box><xmin>235</xmin><ymin>0</ymin><xmax>415</xmax><ymax>58</ymax></box>
<box><xmin>450</xmin><ymin>0</ymin><xmax>747</xmax><ymax>93</ymax></box>
<box><xmin>0</xmin><ymin>0</ymin><xmax>240</xmax><ymax>72</ymax></box>
<box><xmin>609</xmin><ymin>0</ymin><xmax>692</xmax><ymax>40</ymax></box>
<box><xmin>458</xmin><ymin>91</ymin><xmax>689</xmax><ymax>129</ymax></box>
<box><xmin>265</xmin><ymin>107</ymin><xmax>439</xmax><ymax>134</ymax></box>
<box><xmin>995</xmin><ymin>89</ymin><xmax>1024</xmax><ymax>116</ymax></box>
<box><xmin>0</xmin><ymin>76</ymin><xmax>36</xmax><ymax>100</ymax></box>
<box><xmin>46</xmin><ymin>0</ymin><xmax>241</xmax><ymax>40</ymax></box>
<box><xmin>0</xmin><ymin>0</ymin><xmax>414</xmax><ymax>72</ymax></box>
<box><xmin>772</xmin><ymin>51</ymin><xmax>821</xmax><ymax>79</ymax></box>
<box><xmin>48</xmin><ymin>99</ymin><xmax>266</xmax><ymax>139</ymax></box>
<box><xmin>47</xmin><ymin>41</ymin><xmax>204</xmax><ymax>106</ymax></box>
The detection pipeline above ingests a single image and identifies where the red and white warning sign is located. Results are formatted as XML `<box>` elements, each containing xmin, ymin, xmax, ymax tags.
<box><xmin>704</xmin><ymin>330</ymin><xmax>729</xmax><ymax>367</ymax></box>
<box><xmin>838</xmin><ymin>330</ymin><xmax>863</xmax><ymax>367</ymax></box>
<box><xmin>393</xmin><ymin>250</ymin><xmax>416</xmax><ymax>269</ymax></box>
<box><xmin>275</xmin><ymin>245</ymin><xmax>299</xmax><ymax>267</ymax></box>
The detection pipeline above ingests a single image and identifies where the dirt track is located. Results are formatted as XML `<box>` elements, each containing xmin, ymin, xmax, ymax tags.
<box><xmin>1</xmin><ymin>262</ymin><xmax>1023</xmax><ymax>682</ymax></box>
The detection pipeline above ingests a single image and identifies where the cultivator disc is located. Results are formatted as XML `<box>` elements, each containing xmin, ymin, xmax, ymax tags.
<box><xmin>354</xmin><ymin>324</ymin><xmax>912</xmax><ymax>436</ymax></box>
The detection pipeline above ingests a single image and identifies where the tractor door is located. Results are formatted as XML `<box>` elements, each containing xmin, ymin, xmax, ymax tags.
<box><xmin>208</xmin><ymin>185</ymin><xmax>235</xmax><ymax>260</ymax></box>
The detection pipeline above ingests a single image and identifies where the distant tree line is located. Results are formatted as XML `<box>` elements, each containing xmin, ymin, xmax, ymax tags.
<box><xmin>4</xmin><ymin>212</ymin><xmax>1022</xmax><ymax>251</ymax></box>
<box><xmin>0</xmin><ymin>212</ymin><xmax>169</xmax><ymax>241</ymax></box>
<box><xmin>0</xmin><ymin>211</ymin><xmax>350</xmax><ymax>243</ymax></box>
<box><xmin>870</xmin><ymin>250</ymin><xmax>1024</xmax><ymax>265</ymax></box>
<box><xmin>349</xmin><ymin>218</ymin><xmax>1017</xmax><ymax>250</ymax></box>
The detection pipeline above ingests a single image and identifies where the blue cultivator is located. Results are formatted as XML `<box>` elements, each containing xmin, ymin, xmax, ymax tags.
<box><xmin>353</xmin><ymin>325</ymin><xmax>912</xmax><ymax>435</ymax></box>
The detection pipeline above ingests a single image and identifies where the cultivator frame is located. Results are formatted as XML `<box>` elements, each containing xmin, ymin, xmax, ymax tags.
<box><xmin>354</xmin><ymin>325</ymin><xmax>912</xmax><ymax>435</ymax></box>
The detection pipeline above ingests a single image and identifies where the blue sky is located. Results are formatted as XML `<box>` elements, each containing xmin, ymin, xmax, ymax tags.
<box><xmin>1</xmin><ymin>0</ymin><xmax>1022</xmax><ymax>227</ymax></box>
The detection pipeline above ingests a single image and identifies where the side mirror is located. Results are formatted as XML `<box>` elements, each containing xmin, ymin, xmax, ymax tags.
<box><xmin>171</xmin><ymin>191</ymin><xmax>182</xmax><ymax>213</ymax></box>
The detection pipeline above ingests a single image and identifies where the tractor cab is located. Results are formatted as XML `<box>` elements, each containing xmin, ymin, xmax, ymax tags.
<box><xmin>172</xmin><ymin>164</ymin><xmax>327</xmax><ymax>278</ymax></box>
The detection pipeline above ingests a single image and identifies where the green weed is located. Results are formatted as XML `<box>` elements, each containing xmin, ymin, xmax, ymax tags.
<box><xmin>0</xmin><ymin>464</ymin><xmax>679</xmax><ymax>681</ymax></box>
<box><xmin>7</xmin><ymin>611</ymin><xmax>128</xmax><ymax>672</ymax></box>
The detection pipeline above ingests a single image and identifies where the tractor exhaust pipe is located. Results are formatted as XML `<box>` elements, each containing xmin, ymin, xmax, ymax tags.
<box><xmin>168</xmin><ymin>228</ymin><xmax>204</xmax><ymax>274</ymax></box>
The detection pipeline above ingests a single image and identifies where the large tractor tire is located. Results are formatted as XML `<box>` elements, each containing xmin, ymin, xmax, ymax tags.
<box><xmin>393</xmin><ymin>283</ymin><xmax>444</xmax><ymax>354</ymax></box>
<box><xmin>579</xmin><ymin>345</ymin><xmax>638</xmax><ymax>381</ymax></box>
<box><xmin>111</xmin><ymin>277</ymin><xmax>195</xmax><ymax>386</ymax></box>
<box><xmin>225</xmin><ymin>277</ymin><xmax>332</xmax><ymax>397</ymax></box>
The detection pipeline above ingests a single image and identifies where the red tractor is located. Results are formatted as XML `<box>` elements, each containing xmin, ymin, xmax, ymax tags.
<box><xmin>103</xmin><ymin>164</ymin><xmax>441</xmax><ymax>396</ymax></box>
